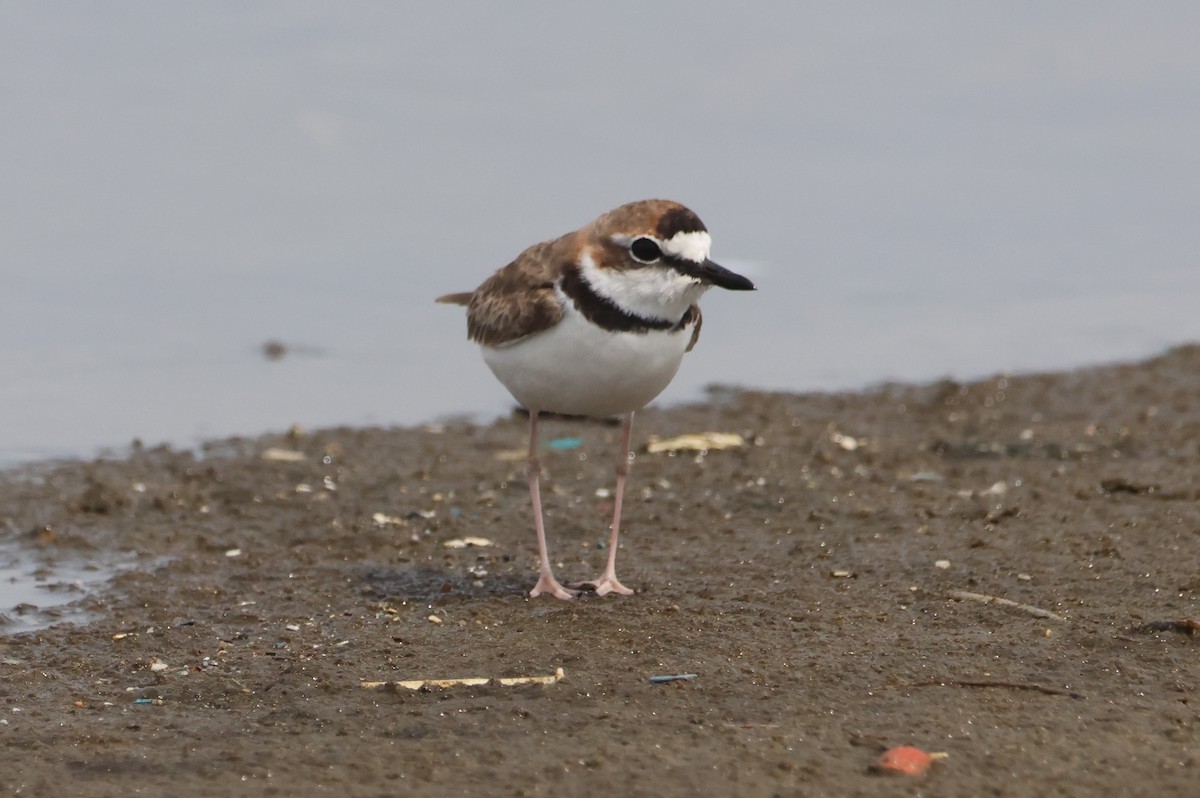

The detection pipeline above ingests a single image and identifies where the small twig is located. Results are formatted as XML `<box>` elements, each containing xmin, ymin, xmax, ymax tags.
<box><xmin>721</xmin><ymin>721</ymin><xmax>780</xmax><ymax>730</ymax></box>
<box><xmin>903</xmin><ymin>678</ymin><xmax>1084</xmax><ymax>699</ymax></box>
<box><xmin>649</xmin><ymin>673</ymin><xmax>698</xmax><ymax>684</ymax></box>
<box><xmin>361</xmin><ymin>667</ymin><xmax>565</xmax><ymax>690</ymax></box>
<box><xmin>947</xmin><ymin>589</ymin><xmax>1066</xmax><ymax>621</ymax></box>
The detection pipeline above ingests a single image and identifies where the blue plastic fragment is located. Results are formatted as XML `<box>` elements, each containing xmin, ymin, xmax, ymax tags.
<box><xmin>548</xmin><ymin>437</ymin><xmax>584</xmax><ymax>451</ymax></box>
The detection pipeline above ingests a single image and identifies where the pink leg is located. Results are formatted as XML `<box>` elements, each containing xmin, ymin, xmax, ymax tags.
<box><xmin>526</xmin><ymin>411</ymin><xmax>577</xmax><ymax>600</ymax></box>
<box><xmin>589</xmin><ymin>412</ymin><xmax>636</xmax><ymax>596</ymax></box>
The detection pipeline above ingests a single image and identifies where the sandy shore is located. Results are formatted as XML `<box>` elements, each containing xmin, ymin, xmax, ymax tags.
<box><xmin>2</xmin><ymin>345</ymin><xmax>1199</xmax><ymax>796</ymax></box>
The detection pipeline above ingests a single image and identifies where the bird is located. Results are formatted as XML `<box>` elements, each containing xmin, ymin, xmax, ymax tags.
<box><xmin>438</xmin><ymin>199</ymin><xmax>754</xmax><ymax>599</ymax></box>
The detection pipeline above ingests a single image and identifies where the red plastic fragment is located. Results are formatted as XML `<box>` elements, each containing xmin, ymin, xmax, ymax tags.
<box><xmin>875</xmin><ymin>745</ymin><xmax>934</xmax><ymax>776</ymax></box>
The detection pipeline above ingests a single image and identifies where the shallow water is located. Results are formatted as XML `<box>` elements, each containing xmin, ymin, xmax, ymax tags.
<box><xmin>0</xmin><ymin>538</ymin><xmax>135</xmax><ymax>634</ymax></box>
<box><xmin>4</xmin><ymin>4</ymin><xmax>1200</xmax><ymax>465</ymax></box>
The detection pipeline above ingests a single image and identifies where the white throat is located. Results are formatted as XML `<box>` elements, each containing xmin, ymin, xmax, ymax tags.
<box><xmin>578</xmin><ymin>250</ymin><xmax>710</xmax><ymax>322</ymax></box>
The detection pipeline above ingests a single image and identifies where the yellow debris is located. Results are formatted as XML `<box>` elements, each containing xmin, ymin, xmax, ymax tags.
<box><xmin>645</xmin><ymin>432</ymin><xmax>745</xmax><ymax>454</ymax></box>
<box><xmin>443</xmin><ymin>536</ymin><xmax>493</xmax><ymax>548</ymax></box>
<box><xmin>261</xmin><ymin>447</ymin><xmax>306</xmax><ymax>462</ymax></box>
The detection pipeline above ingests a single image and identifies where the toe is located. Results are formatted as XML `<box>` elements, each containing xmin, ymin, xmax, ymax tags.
<box><xmin>530</xmin><ymin>575</ymin><xmax>578</xmax><ymax>600</ymax></box>
<box><xmin>593</xmin><ymin>578</ymin><xmax>635</xmax><ymax>597</ymax></box>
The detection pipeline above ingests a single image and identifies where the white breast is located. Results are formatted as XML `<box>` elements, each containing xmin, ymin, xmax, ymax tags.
<box><xmin>481</xmin><ymin>303</ymin><xmax>694</xmax><ymax>418</ymax></box>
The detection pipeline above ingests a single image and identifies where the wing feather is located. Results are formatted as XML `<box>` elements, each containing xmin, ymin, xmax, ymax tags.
<box><xmin>464</xmin><ymin>239</ymin><xmax>567</xmax><ymax>347</ymax></box>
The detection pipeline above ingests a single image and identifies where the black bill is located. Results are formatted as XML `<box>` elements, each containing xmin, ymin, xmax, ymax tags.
<box><xmin>677</xmin><ymin>259</ymin><xmax>756</xmax><ymax>291</ymax></box>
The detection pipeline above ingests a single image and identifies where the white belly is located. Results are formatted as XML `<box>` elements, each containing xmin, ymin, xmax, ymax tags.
<box><xmin>481</xmin><ymin>309</ymin><xmax>692</xmax><ymax>417</ymax></box>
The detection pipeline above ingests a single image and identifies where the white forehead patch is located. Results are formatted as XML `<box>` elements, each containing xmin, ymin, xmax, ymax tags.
<box><xmin>660</xmin><ymin>231</ymin><xmax>712</xmax><ymax>264</ymax></box>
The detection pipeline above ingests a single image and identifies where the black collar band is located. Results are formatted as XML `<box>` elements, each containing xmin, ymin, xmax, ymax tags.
<box><xmin>559</xmin><ymin>266</ymin><xmax>687</xmax><ymax>334</ymax></box>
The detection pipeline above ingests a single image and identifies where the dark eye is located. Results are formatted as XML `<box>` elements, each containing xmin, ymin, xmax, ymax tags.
<box><xmin>629</xmin><ymin>237</ymin><xmax>662</xmax><ymax>263</ymax></box>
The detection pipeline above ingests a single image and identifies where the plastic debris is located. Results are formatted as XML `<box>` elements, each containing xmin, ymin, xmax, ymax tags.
<box><xmin>225</xmin><ymin>548</ymin><xmax>242</xmax><ymax>558</ymax></box>
<box><xmin>649</xmin><ymin>673</ymin><xmax>698</xmax><ymax>684</ymax></box>
<box><xmin>361</xmin><ymin>667</ymin><xmax>565</xmax><ymax>690</ymax></box>
<box><xmin>645</xmin><ymin>432</ymin><xmax>745</xmax><ymax>454</ymax></box>
<box><xmin>443</xmin><ymin>537</ymin><xmax>493</xmax><ymax>549</ymax></box>
<box><xmin>874</xmin><ymin>746</ymin><xmax>939</xmax><ymax>776</ymax></box>
<box><xmin>831</xmin><ymin>432</ymin><xmax>862</xmax><ymax>451</ymax></box>
<box><xmin>261</xmin><ymin>447</ymin><xmax>306</xmax><ymax>462</ymax></box>
<box><xmin>548</xmin><ymin>437</ymin><xmax>584</xmax><ymax>450</ymax></box>
<box><xmin>372</xmin><ymin>512</ymin><xmax>406</xmax><ymax>527</ymax></box>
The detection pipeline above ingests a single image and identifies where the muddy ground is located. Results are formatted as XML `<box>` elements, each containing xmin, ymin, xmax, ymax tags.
<box><xmin>2</xmin><ymin>346</ymin><xmax>1199</xmax><ymax>796</ymax></box>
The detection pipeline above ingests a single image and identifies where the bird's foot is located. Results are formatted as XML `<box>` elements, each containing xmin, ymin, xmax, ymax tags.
<box><xmin>578</xmin><ymin>574</ymin><xmax>635</xmax><ymax>597</ymax></box>
<box><xmin>530</xmin><ymin>573</ymin><xmax>578</xmax><ymax>600</ymax></box>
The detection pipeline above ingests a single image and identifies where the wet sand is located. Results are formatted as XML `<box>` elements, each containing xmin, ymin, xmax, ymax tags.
<box><xmin>2</xmin><ymin>346</ymin><xmax>1199</xmax><ymax>796</ymax></box>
